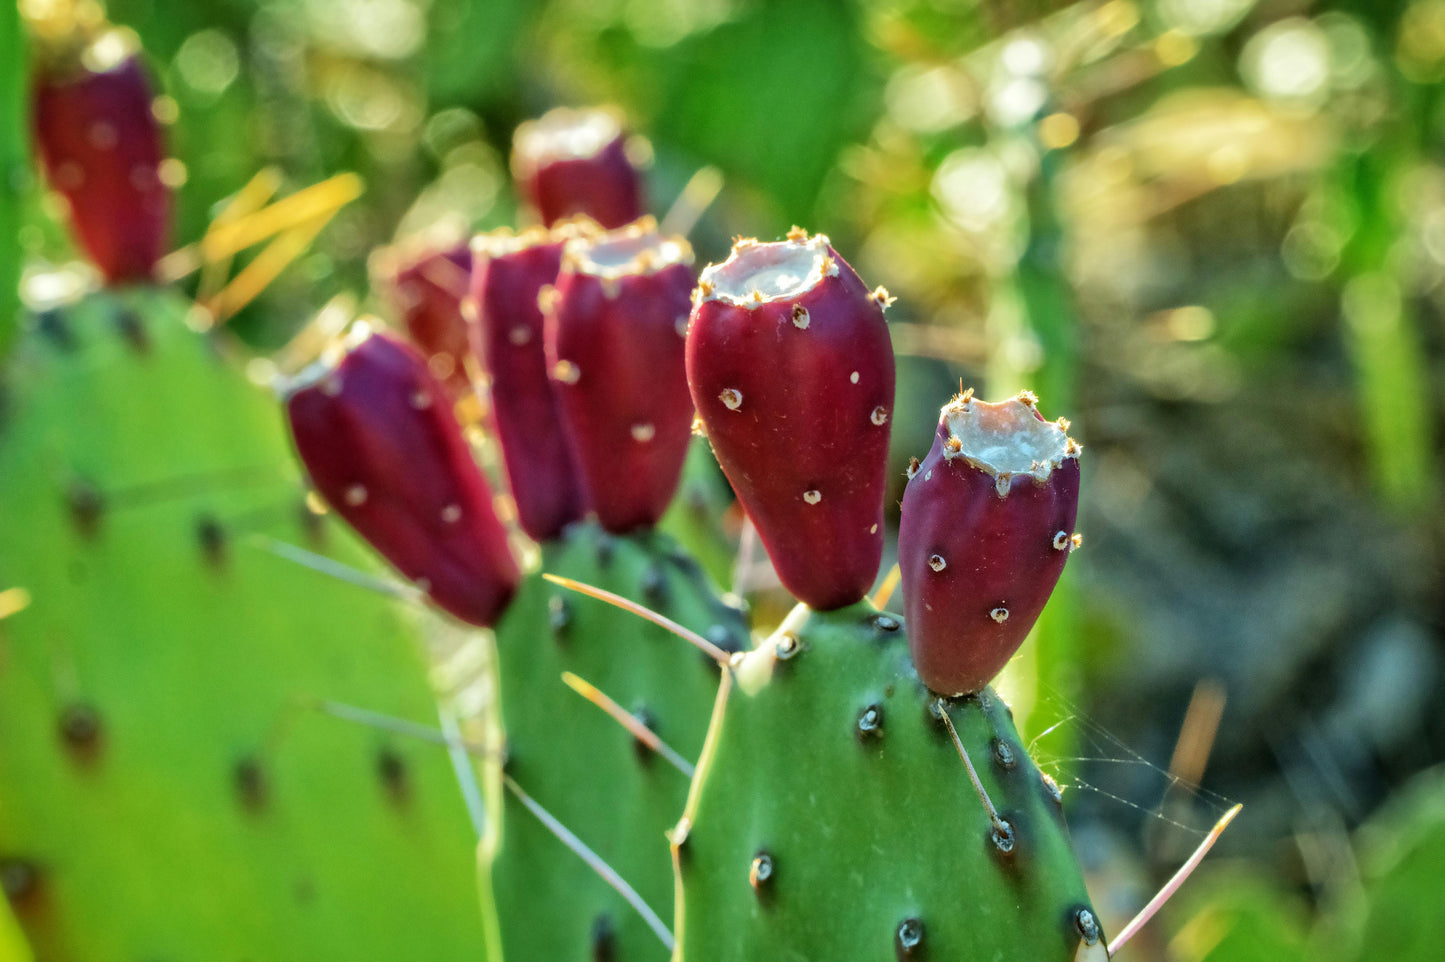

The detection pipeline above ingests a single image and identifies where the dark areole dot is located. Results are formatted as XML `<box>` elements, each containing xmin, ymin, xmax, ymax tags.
<box><xmin>895</xmin><ymin>917</ymin><xmax>925</xmax><ymax>959</ymax></box>
<box><xmin>641</xmin><ymin>562</ymin><xmax>668</xmax><ymax>607</ymax></box>
<box><xmin>234</xmin><ymin>756</ymin><xmax>267</xmax><ymax>812</ymax></box>
<box><xmin>66</xmin><ymin>480</ymin><xmax>105</xmax><ymax>537</ymax></box>
<box><xmin>857</xmin><ymin>703</ymin><xmax>884</xmax><ymax>740</ymax></box>
<box><xmin>1075</xmin><ymin>907</ymin><xmax>1101</xmax><ymax>945</ymax></box>
<box><xmin>58</xmin><ymin>702</ymin><xmax>103</xmax><ymax>756</ymax></box>
<box><xmin>991</xmin><ymin>818</ymin><xmax>1016</xmax><ymax>855</ymax></box>
<box><xmin>548</xmin><ymin>595</ymin><xmax>572</xmax><ymax>637</ymax></box>
<box><xmin>196</xmin><ymin>514</ymin><xmax>226</xmax><ymax>566</ymax></box>
<box><xmin>749</xmin><ymin>851</ymin><xmax>774</xmax><ymax>892</ymax></box>
<box><xmin>377</xmin><ymin>746</ymin><xmax>408</xmax><ymax>800</ymax></box>
<box><xmin>991</xmin><ymin>737</ymin><xmax>1016</xmax><ymax>771</ymax></box>
<box><xmin>590</xmin><ymin>913</ymin><xmax>616</xmax><ymax>962</ymax></box>
<box><xmin>0</xmin><ymin>858</ymin><xmax>41</xmax><ymax>902</ymax></box>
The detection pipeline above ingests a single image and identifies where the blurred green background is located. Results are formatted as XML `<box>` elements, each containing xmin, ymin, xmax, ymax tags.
<box><xmin>7</xmin><ymin>0</ymin><xmax>1445</xmax><ymax>959</ymax></box>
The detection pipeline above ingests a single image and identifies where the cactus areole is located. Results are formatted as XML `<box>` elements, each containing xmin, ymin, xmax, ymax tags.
<box><xmin>686</xmin><ymin>229</ymin><xmax>895</xmax><ymax>610</ymax></box>
<box><xmin>545</xmin><ymin>218</ymin><xmax>695</xmax><ymax>535</ymax></box>
<box><xmin>899</xmin><ymin>391</ymin><xmax>1081</xmax><ymax>696</ymax></box>
<box><xmin>33</xmin><ymin>37</ymin><xmax>170</xmax><ymax>284</ymax></box>
<box><xmin>284</xmin><ymin>327</ymin><xmax>519</xmax><ymax>627</ymax></box>
<box><xmin>512</xmin><ymin>106</ymin><xmax>644</xmax><ymax>229</ymax></box>
<box><xmin>471</xmin><ymin>224</ymin><xmax>592</xmax><ymax>542</ymax></box>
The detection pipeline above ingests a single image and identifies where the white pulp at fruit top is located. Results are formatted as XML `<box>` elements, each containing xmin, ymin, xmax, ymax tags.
<box><xmin>518</xmin><ymin>108</ymin><xmax>619</xmax><ymax>162</ymax></box>
<box><xmin>573</xmin><ymin>228</ymin><xmax>688</xmax><ymax>276</ymax></box>
<box><xmin>943</xmin><ymin>396</ymin><xmax>1069</xmax><ymax>479</ymax></box>
<box><xmin>703</xmin><ymin>237</ymin><xmax>830</xmax><ymax>306</ymax></box>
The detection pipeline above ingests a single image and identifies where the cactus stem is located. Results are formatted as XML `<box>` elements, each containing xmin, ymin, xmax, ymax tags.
<box><xmin>1107</xmin><ymin>802</ymin><xmax>1243</xmax><ymax>956</ymax></box>
<box><xmin>541</xmin><ymin>573</ymin><xmax>731</xmax><ymax>665</ymax></box>
<box><xmin>503</xmin><ymin>775</ymin><xmax>676</xmax><ymax>952</ymax></box>
<box><xmin>934</xmin><ymin>698</ymin><xmax>1009</xmax><ymax>838</ymax></box>
<box><xmin>560</xmin><ymin>671</ymin><xmax>695</xmax><ymax>777</ymax></box>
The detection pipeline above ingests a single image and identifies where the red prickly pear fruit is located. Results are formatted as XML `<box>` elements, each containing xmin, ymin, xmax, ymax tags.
<box><xmin>686</xmin><ymin>228</ymin><xmax>896</xmax><ymax>611</ymax></box>
<box><xmin>372</xmin><ymin>239</ymin><xmax>474</xmax><ymax>396</ymax></box>
<box><xmin>33</xmin><ymin>36</ymin><xmax>171</xmax><ymax>285</ymax></box>
<box><xmin>898</xmin><ymin>390</ymin><xmax>1082</xmax><ymax>696</ymax></box>
<box><xmin>512</xmin><ymin>107</ymin><xmax>645</xmax><ymax>230</ymax></box>
<box><xmin>470</xmin><ymin>224</ymin><xmax>592</xmax><ymax>542</ymax></box>
<box><xmin>285</xmin><ymin>327</ymin><xmax>520</xmax><ymax>628</ymax></box>
<box><xmin>545</xmin><ymin>218</ymin><xmax>695</xmax><ymax>534</ymax></box>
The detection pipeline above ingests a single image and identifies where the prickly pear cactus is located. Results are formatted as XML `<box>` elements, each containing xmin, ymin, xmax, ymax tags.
<box><xmin>485</xmin><ymin>522</ymin><xmax>747</xmax><ymax>962</ymax></box>
<box><xmin>674</xmin><ymin>601</ymin><xmax>1105</xmax><ymax>962</ymax></box>
<box><xmin>0</xmin><ymin>287</ymin><xmax>487</xmax><ymax>960</ymax></box>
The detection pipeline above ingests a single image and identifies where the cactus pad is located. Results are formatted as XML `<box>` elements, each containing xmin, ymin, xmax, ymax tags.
<box><xmin>485</xmin><ymin>521</ymin><xmax>746</xmax><ymax>962</ymax></box>
<box><xmin>0</xmin><ymin>288</ymin><xmax>487</xmax><ymax>960</ymax></box>
<box><xmin>674</xmin><ymin>601</ymin><xmax>1104</xmax><ymax>962</ymax></box>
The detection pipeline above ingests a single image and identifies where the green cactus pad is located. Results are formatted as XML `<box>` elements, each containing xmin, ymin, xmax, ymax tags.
<box><xmin>674</xmin><ymin>601</ymin><xmax>1104</xmax><ymax>962</ymax></box>
<box><xmin>0</xmin><ymin>288</ymin><xmax>487</xmax><ymax>960</ymax></box>
<box><xmin>0</xmin><ymin>894</ymin><xmax>31</xmax><ymax>962</ymax></box>
<box><xmin>485</xmin><ymin>522</ymin><xmax>746</xmax><ymax>962</ymax></box>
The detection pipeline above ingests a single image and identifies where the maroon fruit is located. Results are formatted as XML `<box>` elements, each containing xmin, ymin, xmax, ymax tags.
<box><xmin>470</xmin><ymin>224</ymin><xmax>592</xmax><ymax>542</ymax></box>
<box><xmin>512</xmin><ymin>107</ymin><xmax>644</xmax><ymax>230</ymax></box>
<box><xmin>898</xmin><ymin>390</ymin><xmax>1082</xmax><ymax>696</ymax></box>
<box><xmin>33</xmin><ymin>37</ymin><xmax>170</xmax><ymax>284</ymax></box>
<box><xmin>285</xmin><ymin>327</ymin><xmax>520</xmax><ymax>628</ymax></box>
<box><xmin>545</xmin><ymin>218</ymin><xmax>694</xmax><ymax>534</ymax></box>
<box><xmin>686</xmin><ymin>228</ymin><xmax>896</xmax><ymax>611</ymax></box>
<box><xmin>372</xmin><ymin>239</ymin><xmax>473</xmax><ymax>396</ymax></box>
